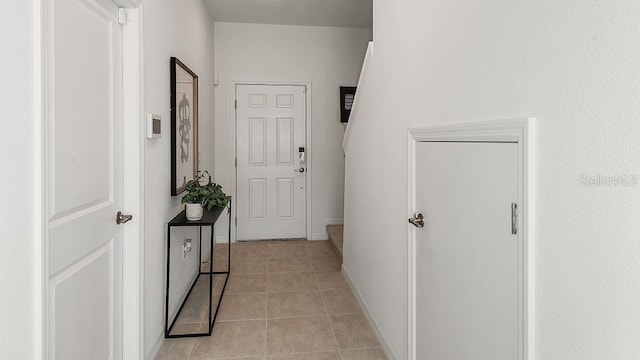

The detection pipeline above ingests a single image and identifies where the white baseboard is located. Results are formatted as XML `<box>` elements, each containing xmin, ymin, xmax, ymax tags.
<box><xmin>310</xmin><ymin>233</ymin><xmax>329</xmax><ymax>240</ymax></box>
<box><xmin>342</xmin><ymin>264</ymin><xmax>397</xmax><ymax>360</ymax></box>
<box><xmin>323</xmin><ymin>218</ymin><xmax>344</xmax><ymax>227</ymax></box>
<box><xmin>146</xmin><ymin>331</ymin><xmax>164</xmax><ymax>360</ymax></box>
<box><xmin>215</xmin><ymin>235</ymin><xmax>230</xmax><ymax>243</ymax></box>
<box><xmin>310</xmin><ymin>218</ymin><xmax>344</xmax><ymax>240</ymax></box>
<box><xmin>324</xmin><ymin>218</ymin><xmax>344</xmax><ymax>226</ymax></box>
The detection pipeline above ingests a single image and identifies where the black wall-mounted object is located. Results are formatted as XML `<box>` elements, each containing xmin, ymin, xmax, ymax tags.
<box><xmin>170</xmin><ymin>57</ymin><xmax>199</xmax><ymax>196</ymax></box>
<box><xmin>340</xmin><ymin>86</ymin><xmax>357</xmax><ymax>123</ymax></box>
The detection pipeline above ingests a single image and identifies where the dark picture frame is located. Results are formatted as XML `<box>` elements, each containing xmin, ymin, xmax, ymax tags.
<box><xmin>340</xmin><ymin>86</ymin><xmax>357</xmax><ymax>123</ymax></box>
<box><xmin>170</xmin><ymin>57</ymin><xmax>199</xmax><ymax>196</ymax></box>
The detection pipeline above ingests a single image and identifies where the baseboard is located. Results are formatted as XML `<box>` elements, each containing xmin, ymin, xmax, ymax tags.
<box><xmin>146</xmin><ymin>331</ymin><xmax>164</xmax><ymax>360</ymax></box>
<box><xmin>310</xmin><ymin>218</ymin><xmax>344</xmax><ymax>240</ymax></box>
<box><xmin>342</xmin><ymin>264</ymin><xmax>397</xmax><ymax>360</ymax></box>
<box><xmin>324</xmin><ymin>218</ymin><xmax>344</xmax><ymax>226</ymax></box>
<box><xmin>215</xmin><ymin>235</ymin><xmax>230</xmax><ymax>243</ymax></box>
<box><xmin>310</xmin><ymin>233</ymin><xmax>329</xmax><ymax>240</ymax></box>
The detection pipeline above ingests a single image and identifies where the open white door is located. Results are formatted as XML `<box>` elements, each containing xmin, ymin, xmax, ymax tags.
<box><xmin>46</xmin><ymin>0</ymin><xmax>126</xmax><ymax>358</ymax></box>
<box><xmin>236</xmin><ymin>84</ymin><xmax>307</xmax><ymax>241</ymax></box>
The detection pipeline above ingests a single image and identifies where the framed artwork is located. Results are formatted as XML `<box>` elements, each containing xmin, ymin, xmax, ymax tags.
<box><xmin>170</xmin><ymin>57</ymin><xmax>199</xmax><ymax>196</ymax></box>
<box><xmin>340</xmin><ymin>86</ymin><xmax>357</xmax><ymax>123</ymax></box>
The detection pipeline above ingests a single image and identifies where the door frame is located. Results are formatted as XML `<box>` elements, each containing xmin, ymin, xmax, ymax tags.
<box><xmin>37</xmin><ymin>1</ymin><xmax>145</xmax><ymax>359</ymax></box>
<box><xmin>229</xmin><ymin>80</ymin><xmax>313</xmax><ymax>242</ymax></box>
<box><xmin>407</xmin><ymin>118</ymin><xmax>536</xmax><ymax>360</ymax></box>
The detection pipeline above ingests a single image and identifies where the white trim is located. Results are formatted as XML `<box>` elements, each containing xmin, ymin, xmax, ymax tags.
<box><xmin>34</xmin><ymin>0</ymin><xmax>45</xmax><ymax>359</ymax></box>
<box><xmin>324</xmin><ymin>218</ymin><xmax>344</xmax><ymax>226</ymax></box>
<box><xmin>229</xmin><ymin>80</ymin><xmax>313</xmax><ymax>242</ymax></box>
<box><xmin>41</xmin><ymin>0</ymin><xmax>53</xmax><ymax>356</ymax></box>
<box><xmin>406</xmin><ymin>130</ymin><xmax>416</xmax><ymax>360</ymax></box>
<box><xmin>112</xmin><ymin>0</ymin><xmax>141</xmax><ymax>8</ymax></box>
<box><xmin>342</xmin><ymin>41</ymin><xmax>373</xmax><ymax>154</ymax></box>
<box><xmin>407</xmin><ymin>117</ymin><xmax>535</xmax><ymax>360</ymax></box>
<box><xmin>215</xmin><ymin>235</ymin><xmax>230</xmax><ymax>244</ymax></box>
<box><xmin>146</xmin><ymin>333</ymin><xmax>164</xmax><ymax>360</ymax></box>
<box><xmin>342</xmin><ymin>264</ymin><xmax>396</xmax><ymax>360</ymax></box>
<box><xmin>310</xmin><ymin>218</ymin><xmax>343</xmax><ymax>240</ymax></box>
<box><xmin>121</xmin><ymin>5</ymin><xmax>144</xmax><ymax>360</ymax></box>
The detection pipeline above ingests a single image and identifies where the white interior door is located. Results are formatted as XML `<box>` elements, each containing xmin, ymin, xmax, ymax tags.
<box><xmin>236</xmin><ymin>84</ymin><xmax>307</xmax><ymax>241</ymax></box>
<box><xmin>414</xmin><ymin>141</ymin><xmax>520</xmax><ymax>360</ymax></box>
<box><xmin>47</xmin><ymin>0</ymin><xmax>124</xmax><ymax>359</ymax></box>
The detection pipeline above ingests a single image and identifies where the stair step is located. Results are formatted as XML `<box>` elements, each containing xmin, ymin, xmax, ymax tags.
<box><xmin>326</xmin><ymin>224</ymin><xmax>343</xmax><ymax>262</ymax></box>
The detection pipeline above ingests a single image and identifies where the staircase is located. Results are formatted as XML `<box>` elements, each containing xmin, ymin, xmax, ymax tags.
<box><xmin>326</xmin><ymin>224</ymin><xmax>344</xmax><ymax>262</ymax></box>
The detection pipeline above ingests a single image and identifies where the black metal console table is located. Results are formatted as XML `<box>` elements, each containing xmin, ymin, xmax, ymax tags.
<box><xmin>164</xmin><ymin>198</ymin><xmax>231</xmax><ymax>338</ymax></box>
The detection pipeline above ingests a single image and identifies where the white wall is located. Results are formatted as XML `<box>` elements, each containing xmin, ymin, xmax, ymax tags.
<box><xmin>214</xmin><ymin>22</ymin><xmax>372</xmax><ymax>240</ymax></box>
<box><xmin>142</xmin><ymin>1</ymin><xmax>216</xmax><ymax>357</ymax></box>
<box><xmin>0</xmin><ymin>1</ymin><xmax>38</xmax><ymax>359</ymax></box>
<box><xmin>344</xmin><ymin>1</ymin><xmax>640</xmax><ymax>359</ymax></box>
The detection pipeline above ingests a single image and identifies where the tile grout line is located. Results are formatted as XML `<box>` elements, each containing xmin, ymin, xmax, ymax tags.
<box><xmin>265</xmin><ymin>257</ymin><xmax>270</xmax><ymax>358</ymax></box>
<box><xmin>264</xmin><ymin>290</ymin><xmax>269</xmax><ymax>358</ymax></box>
<box><xmin>315</xmin><ymin>267</ymin><xmax>344</xmax><ymax>360</ymax></box>
<box><xmin>184</xmin><ymin>331</ymin><xmax>198</xmax><ymax>360</ymax></box>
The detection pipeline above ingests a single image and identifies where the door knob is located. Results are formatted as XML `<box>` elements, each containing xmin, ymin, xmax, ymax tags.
<box><xmin>116</xmin><ymin>211</ymin><xmax>133</xmax><ymax>225</ymax></box>
<box><xmin>294</xmin><ymin>167</ymin><xmax>305</xmax><ymax>173</ymax></box>
<box><xmin>408</xmin><ymin>213</ymin><xmax>424</xmax><ymax>228</ymax></box>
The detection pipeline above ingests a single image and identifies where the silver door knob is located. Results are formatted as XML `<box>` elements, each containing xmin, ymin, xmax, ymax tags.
<box><xmin>294</xmin><ymin>167</ymin><xmax>305</xmax><ymax>173</ymax></box>
<box><xmin>408</xmin><ymin>213</ymin><xmax>424</xmax><ymax>228</ymax></box>
<box><xmin>116</xmin><ymin>211</ymin><xmax>133</xmax><ymax>225</ymax></box>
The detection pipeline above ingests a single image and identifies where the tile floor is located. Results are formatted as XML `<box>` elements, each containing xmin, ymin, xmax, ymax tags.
<box><xmin>156</xmin><ymin>240</ymin><xmax>387</xmax><ymax>360</ymax></box>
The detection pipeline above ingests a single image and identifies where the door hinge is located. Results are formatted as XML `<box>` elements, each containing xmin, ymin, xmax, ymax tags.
<box><xmin>234</xmin><ymin>100</ymin><xmax>237</xmax><ymax>109</ymax></box>
<box><xmin>511</xmin><ymin>203</ymin><xmax>518</xmax><ymax>235</ymax></box>
<box><xmin>118</xmin><ymin>8</ymin><xmax>128</xmax><ymax>25</ymax></box>
<box><xmin>234</xmin><ymin>157</ymin><xmax>237</xmax><ymax>168</ymax></box>
<box><xmin>235</xmin><ymin>217</ymin><xmax>237</xmax><ymax>226</ymax></box>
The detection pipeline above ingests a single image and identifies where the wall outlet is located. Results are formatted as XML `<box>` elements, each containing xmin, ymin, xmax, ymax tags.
<box><xmin>183</xmin><ymin>239</ymin><xmax>192</xmax><ymax>259</ymax></box>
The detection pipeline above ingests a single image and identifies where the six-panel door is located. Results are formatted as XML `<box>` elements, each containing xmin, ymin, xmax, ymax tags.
<box><xmin>236</xmin><ymin>85</ymin><xmax>307</xmax><ymax>240</ymax></box>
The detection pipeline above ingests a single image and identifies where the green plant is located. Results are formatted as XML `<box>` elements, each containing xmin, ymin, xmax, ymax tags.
<box><xmin>181</xmin><ymin>171</ymin><xmax>228</xmax><ymax>210</ymax></box>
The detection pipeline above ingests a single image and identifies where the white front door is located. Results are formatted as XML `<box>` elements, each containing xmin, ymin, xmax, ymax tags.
<box><xmin>236</xmin><ymin>84</ymin><xmax>307</xmax><ymax>240</ymax></box>
<box><xmin>414</xmin><ymin>141</ymin><xmax>520</xmax><ymax>359</ymax></box>
<box><xmin>46</xmin><ymin>0</ymin><xmax>124</xmax><ymax>359</ymax></box>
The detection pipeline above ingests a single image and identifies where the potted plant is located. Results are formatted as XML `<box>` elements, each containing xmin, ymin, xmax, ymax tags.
<box><xmin>181</xmin><ymin>170</ymin><xmax>228</xmax><ymax>221</ymax></box>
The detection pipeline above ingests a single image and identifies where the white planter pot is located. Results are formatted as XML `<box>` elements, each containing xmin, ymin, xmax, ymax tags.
<box><xmin>185</xmin><ymin>203</ymin><xmax>204</xmax><ymax>221</ymax></box>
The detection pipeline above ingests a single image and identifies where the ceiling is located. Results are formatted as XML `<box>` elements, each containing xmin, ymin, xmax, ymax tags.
<box><xmin>203</xmin><ymin>0</ymin><xmax>373</xmax><ymax>28</ymax></box>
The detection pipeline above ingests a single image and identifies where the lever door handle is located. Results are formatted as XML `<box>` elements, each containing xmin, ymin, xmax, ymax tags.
<box><xmin>116</xmin><ymin>211</ymin><xmax>133</xmax><ymax>225</ymax></box>
<box><xmin>408</xmin><ymin>213</ymin><xmax>424</xmax><ymax>228</ymax></box>
<box><xmin>294</xmin><ymin>167</ymin><xmax>305</xmax><ymax>173</ymax></box>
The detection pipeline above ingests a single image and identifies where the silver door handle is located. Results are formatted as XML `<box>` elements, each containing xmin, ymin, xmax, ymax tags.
<box><xmin>294</xmin><ymin>167</ymin><xmax>305</xmax><ymax>173</ymax></box>
<box><xmin>408</xmin><ymin>213</ymin><xmax>424</xmax><ymax>228</ymax></box>
<box><xmin>116</xmin><ymin>211</ymin><xmax>133</xmax><ymax>225</ymax></box>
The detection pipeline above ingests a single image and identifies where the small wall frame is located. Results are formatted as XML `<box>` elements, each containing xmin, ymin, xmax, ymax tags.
<box><xmin>170</xmin><ymin>57</ymin><xmax>199</xmax><ymax>196</ymax></box>
<box><xmin>340</xmin><ymin>86</ymin><xmax>357</xmax><ymax>123</ymax></box>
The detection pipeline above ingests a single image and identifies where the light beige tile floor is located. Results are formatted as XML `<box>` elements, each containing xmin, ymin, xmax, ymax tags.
<box><xmin>157</xmin><ymin>240</ymin><xmax>387</xmax><ymax>360</ymax></box>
